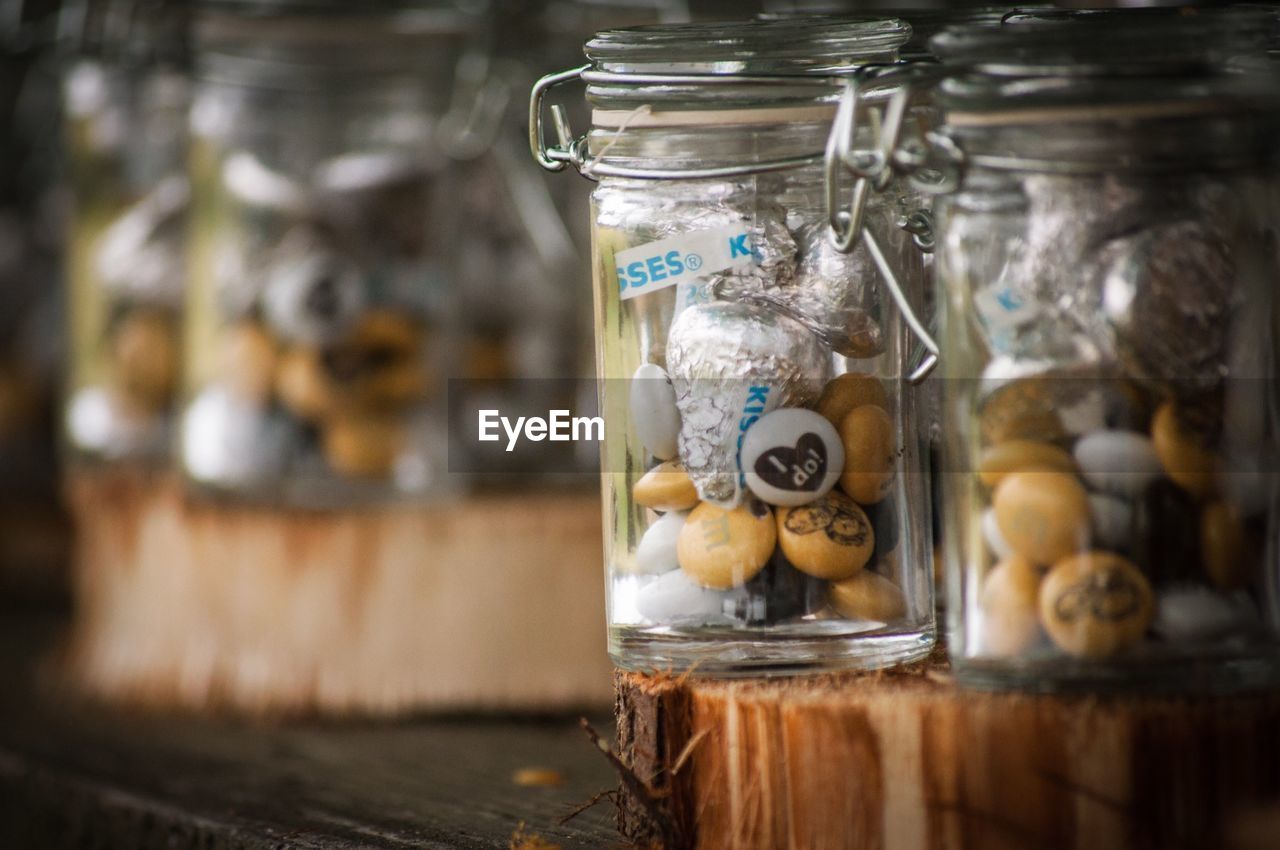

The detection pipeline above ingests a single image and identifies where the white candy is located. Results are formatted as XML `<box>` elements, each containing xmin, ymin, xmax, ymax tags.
<box><xmin>635</xmin><ymin>569</ymin><xmax>733</xmax><ymax>625</ymax></box>
<box><xmin>1152</xmin><ymin>585</ymin><xmax>1252</xmax><ymax>643</ymax></box>
<box><xmin>1073</xmin><ymin>430</ymin><xmax>1163</xmax><ymax>497</ymax></box>
<box><xmin>740</xmin><ymin>408</ymin><xmax>843</xmax><ymax>507</ymax></box>
<box><xmin>182</xmin><ymin>386</ymin><xmax>286</xmax><ymax>486</ymax></box>
<box><xmin>67</xmin><ymin>386</ymin><xmax>167</xmax><ymax>459</ymax></box>
<box><xmin>1088</xmin><ymin>492</ymin><xmax>1134</xmax><ymax>551</ymax></box>
<box><xmin>635</xmin><ymin>511</ymin><xmax>686</xmax><ymax>575</ymax></box>
<box><xmin>982</xmin><ymin>507</ymin><xmax>1014</xmax><ymax>560</ymax></box>
<box><xmin>630</xmin><ymin>363</ymin><xmax>680</xmax><ymax>461</ymax></box>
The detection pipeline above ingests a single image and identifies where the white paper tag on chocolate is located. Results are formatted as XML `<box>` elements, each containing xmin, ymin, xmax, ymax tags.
<box><xmin>615</xmin><ymin>225</ymin><xmax>755</xmax><ymax>302</ymax></box>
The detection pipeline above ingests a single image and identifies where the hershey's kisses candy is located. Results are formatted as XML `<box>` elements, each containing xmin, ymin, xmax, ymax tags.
<box><xmin>712</xmin><ymin>207</ymin><xmax>897</xmax><ymax>358</ymax></box>
<box><xmin>980</xmin><ymin>555</ymin><xmax>1044</xmax><ymax>657</ymax></box>
<box><xmin>634</xmin><ymin>511</ymin><xmax>686</xmax><ymax>576</ymax></box>
<box><xmin>776</xmin><ymin>490</ymin><xmax>874</xmax><ymax>581</ymax></box>
<box><xmin>740</xmin><ymin>408</ymin><xmax>843</xmax><ymax>507</ymax></box>
<box><xmin>830</xmin><ymin>569</ymin><xmax>907</xmax><ymax>624</ymax></box>
<box><xmin>677</xmin><ymin>499</ymin><xmax>776</xmax><ymax>590</ymax></box>
<box><xmin>1073</xmin><ymin>429</ymin><xmax>1163</xmax><ymax>498</ymax></box>
<box><xmin>993</xmin><ymin>471</ymin><xmax>1090</xmax><ymax>566</ymax></box>
<box><xmin>630</xmin><ymin>362</ymin><xmax>680</xmax><ymax>461</ymax></box>
<box><xmin>262</xmin><ymin>232</ymin><xmax>366</xmax><ymax>346</ymax></box>
<box><xmin>666</xmin><ymin>302</ymin><xmax>830</xmax><ymax>506</ymax></box>
<box><xmin>1099</xmin><ymin>219</ymin><xmax>1237</xmax><ymax>394</ymax></box>
<box><xmin>1039</xmin><ymin>551</ymin><xmax>1153</xmax><ymax>659</ymax></box>
<box><xmin>95</xmin><ymin>175</ymin><xmax>189</xmax><ymax>306</ymax></box>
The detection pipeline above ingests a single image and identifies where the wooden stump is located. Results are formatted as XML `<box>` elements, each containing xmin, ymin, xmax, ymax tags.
<box><xmin>614</xmin><ymin>657</ymin><xmax>1280</xmax><ymax>850</ymax></box>
<box><xmin>63</xmin><ymin>470</ymin><xmax>613</xmax><ymax>716</ymax></box>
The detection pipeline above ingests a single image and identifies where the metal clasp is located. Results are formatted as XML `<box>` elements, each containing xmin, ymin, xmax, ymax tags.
<box><xmin>529</xmin><ymin>65</ymin><xmax>589</xmax><ymax>173</ymax></box>
<box><xmin>825</xmin><ymin>64</ymin><xmax>953</xmax><ymax>384</ymax></box>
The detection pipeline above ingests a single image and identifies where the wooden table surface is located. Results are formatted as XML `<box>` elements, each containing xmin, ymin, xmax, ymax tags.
<box><xmin>0</xmin><ymin>610</ymin><xmax>621</xmax><ymax>849</ymax></box>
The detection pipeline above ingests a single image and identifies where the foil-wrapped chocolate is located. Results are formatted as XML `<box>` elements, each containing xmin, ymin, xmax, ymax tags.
<box><xmin>96</xmin><ymin>175</ymin><xmax>189</xmax><ymax>306</ymax></box>
<box><xmin>666</xmin><ymin>301</ymin><xmax>831</xmax><ymax>507</ymax></box>
<box><xmin>1098</xmin><ymin>219</ymin><xmax>1237</xmax><ymax>394</ymax></box>
<box><xmin>712</xmin><ymin>205</ymin><xmax>895</xmax><ymax>358</ymax></box>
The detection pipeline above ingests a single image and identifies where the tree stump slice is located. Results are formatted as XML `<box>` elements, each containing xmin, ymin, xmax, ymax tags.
<box><xmin>64</xmin><ymin>469</ymin><xmax>613</xmax><ymax>716</ymax></box>
<box><xmin>614</xmin><ymin>658</ymin><xmax>1280</xmax><ymax>850</ymax></box>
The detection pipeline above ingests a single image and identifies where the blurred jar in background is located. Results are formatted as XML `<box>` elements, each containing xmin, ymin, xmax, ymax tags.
<box><xmin>61</xmin><ymin>0</ymin><xmax>190</xmax><ymax>465</ymax></box>
<box><xmin>181</xmin><ymin>1</ymin><xmax>471</xmax><ymax>507</ymax></box>
<box><xmin>1</xmin><ymin>0</ymin><xmax>71</xmax><ymax>599</ymax></box>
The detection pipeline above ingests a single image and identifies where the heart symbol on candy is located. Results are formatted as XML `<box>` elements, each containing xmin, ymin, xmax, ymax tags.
<box><xmin>754</xmin><ymin>432</ymin><xmax>828</xmax><ymax>492</ymax></box>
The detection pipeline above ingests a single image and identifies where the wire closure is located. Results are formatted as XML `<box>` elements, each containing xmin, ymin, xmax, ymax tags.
<box><xmin>825</xmin><ymin>64</ymin><xmax>949</xmax><ymax>384</ymax></box>
<box><xmin>529</xmin><ymin>65</ymin><xmax>877</xmax><ymax>180</ymax></box>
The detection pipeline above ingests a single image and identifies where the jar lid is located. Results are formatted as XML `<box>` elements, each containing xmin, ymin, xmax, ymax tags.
<box><xmin>58</xmin><ymin>0</ymin><xmax>191</xmax><ymax>66</ymax></box>
<box><xmin>585</xmin><ymin>17</ymin><xmax>910</xmax><ymax>76</ymax></box>
<box><xmin>193</xmin><ymin>0</ymin><xmax>472</xmax><ymax>88</ymax></box>
<box><xmin>931</xmin><ymin>8</ymin><xmax>1275</xmax><ymax>115</ymax></box>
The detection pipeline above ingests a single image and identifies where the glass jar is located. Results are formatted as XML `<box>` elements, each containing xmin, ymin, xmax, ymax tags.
<box><xmin>180</xmin><ymin>2</ymin><xmax>468</xmax><ymax>506</ymax></box>
<box><xmin>533</xmin><ymin>17</ymin><xmax>937</xmax><ymax>674</ymax></box>
<box><xmin>930</xmin><ymin>13</ymin><xmax>1280</xmax><ymax>692</ymax></box>
<box><xmin>61</xmin><ymin>0</ymin><xmax>190</xmax><ymax>464</ymax></box>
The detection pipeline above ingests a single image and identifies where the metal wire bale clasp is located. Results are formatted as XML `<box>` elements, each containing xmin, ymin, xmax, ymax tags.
<box><xmin>825</xmin><ymin>65</ymin><xmax>953</xmax><ymax>384</ymax></box>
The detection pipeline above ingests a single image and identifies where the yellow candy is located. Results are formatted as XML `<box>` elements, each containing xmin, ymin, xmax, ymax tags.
<box><xmin>1039</xmin><ymin>552</ymin><xmax>1153</xmax><ymax>659</ymax></box>
<box><xmin>633</xmin><ymin>461</ymin><xmax>699</xmax><ymax>512</ymax></box>
<box><xmin>979</xmin><ymin>379</ymin><xmax>1066</xmax><ymax>446</ymax></box>
<box><xmin>838</xmin><ymin>404</ymin><xmax>895</xmax><ymax>505</ymax></box>
<box><xmin>1151</xmin><ymin>401</ymin><xmax>1218</xmax><ymax>499</ymax></box>
<box><xmin>977</xmin><ymin>440</ymin><xmax>1076</xmax><ymax>489</ymax></box>
<box><xmin>816</xmin><ymin>372</ymin><xmax>887</xmax><ymax>427</ymax></box>
<box><xmin>1201</xmin><ymin>500</ymin><xmax>1254</xmax><ymax>591</ymax></box>
<box><xmin>276</xmin><ymin>347</ymin><xmax>337</xmax><ymax>421</ymax></box>
<box><xmin>111</xmin><ymin>307</ymin><xmax>178</xmax><ymax>411</ymax></box>
<box><xmin>219</xmin><ymin>321</ymin><xmax>277</xmax><ymax>404</ymax></box>
<box><xmin>776</xmin><ymin>491</ymin><xmax>874</xmax><ymax>581</ymax></box>
<box><xmin>830</xmin><ymin>570</ymin><xmax>907</xmax><ymax>623</ymax></box>
<box><xmin>677</xmin><ymin>501</ymin><xmax>776</xmax><ymax>589</ymax></box>
<box><xmin>980</xmin><ymin>555</ymin><xmax>1044</xmax><ymax>657</ymax></box>
<box><xmin>327</xmin><ymin>309</ymin><xmax>429</xmax><ymax>411</ymax></box>
<box><xmin>323</xmin><ymin>412</ymin><xmax>404</xmax><ymax>477</ymax></box>
<box><xmin>993</xmin><ymin>471</ymin><xmax>1090</xmax><ymax>566</ymax></box>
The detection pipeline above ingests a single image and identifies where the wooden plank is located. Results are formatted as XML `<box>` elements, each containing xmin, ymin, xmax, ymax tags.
<box><xmin>0</xmin><ymin>613</ymin><xmax>622</xmax><ymax>849</ymax></box>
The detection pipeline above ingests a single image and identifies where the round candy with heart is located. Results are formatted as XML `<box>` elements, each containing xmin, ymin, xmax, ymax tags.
<box><xmin>1038</xmin><ymin>551</ymin><xmax>1153</xmax><ymax>659</ymax></box>
<box><xmin>630</xmin><ymin>363</ymin><xmax>680</xmax><ymax>461</ymax></box>
<box><xmin>776</xmin><ymin>490</ymin><xmax>873</xmax><ymax>581</ymax></box>
<box><xmin>741</xmin><ymin>408</ymin><xmax>843</xmax><ymax>507</ymax></box>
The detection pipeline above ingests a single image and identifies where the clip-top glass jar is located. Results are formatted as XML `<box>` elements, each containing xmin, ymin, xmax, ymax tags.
<box><xmin>927</xmin><ymin>12</ymin><xmax>1280</xmax><ymax>692</ymax></box>
<box><xmin>532</xmin><ymin>17</ymin><xmax>937</xmax><ymax>674</ymax></box>
<box><xmin>61</xmin><ymin>0</ymin><xmax>190</xmax><ymax>464</ymax></box>
<box><xmin>181</xmin><ymin>1</ymin><xmax>469</xmax><ymax>506</ymax></box>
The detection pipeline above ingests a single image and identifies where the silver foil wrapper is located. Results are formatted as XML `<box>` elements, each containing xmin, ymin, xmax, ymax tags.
<box><xmin>1098</xmin><ymin>219</ymin><xmax>1237</xmax><ymax>394</ymax></box>
<box><xmin>666</xmin><ymin>301</ymin><xmax>831</xmax><ymax>507</ymax></box>
<box><xmin>712</xmin><ymin>206</ymin><xmax>892</xmax><ymax>358</ymax></box>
